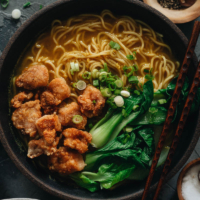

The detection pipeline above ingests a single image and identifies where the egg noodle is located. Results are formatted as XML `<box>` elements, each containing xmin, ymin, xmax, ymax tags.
<box><xmin>18</xmin><ymin>10</ymin><xmax>179</xmax><ymax>102</ymax></box>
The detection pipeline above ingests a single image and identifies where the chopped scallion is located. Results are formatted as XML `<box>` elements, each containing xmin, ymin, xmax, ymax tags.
<box><xmin>91</xmin><ymin>69</ymin><xmax>99</xmax><ymax>79</ymax></box>
<box><xmin>40</xmin><ymin>5</ymin><xmax>43</xmax><ymax>9</ymax></box>
<box><xmin>23</xmin><ymin>2</ymin><xmax>31</xmax><ymax>8</ymax></box>
<box><xmin>77</xmin><ymin>80</ymin><xmax>86</xmax><ymax>90</ymax></box>
<box><xmin>108</xmin><ymin>82</ymin><xmax>116</xmax><ymax>91</ymax></box>
<box><xmin>109</xmin><ymin>41</ymin><xmax>121</xmax><ymax>50</ymax></box>
<box><xmin>104</xmin><ymin>63</ymin><xmax>108</xmax><ymax>71</ymax></box>
<box><xmin>115</xmin><ymin>79</ymin><xmax>123</xmax><ymax>88</ymax></box>
<box><xmin>89</xmin><ymin>123</ymin><xmax>93</xmax><ymax>129</ymax></box>
<box><xmin>133</xmin><ymin>51</ymin><xmax>137</xmax><ymax>56</ymax></box>
<box><xmin>126</xmin><ymin>55</ymin><xmax>134</xmax><ymax>60</ymax></box>
<box><xmin>114</xmin><ymin>89</ymin><xmax>121</xmax><ymax>95</ymax></box>
<box><xmin>93</xmin><ymin>100</ymin><xmax>96</xmax><ymax>104</ymax></box>
<box><xmin>93</xmin><ymin>80</ymin><xmax>99</xmax><ymax>87</ymax></box>
<box><xmin>149</xmin><ymin>107</ymin><xmax>158</xmax><ymax>113</ymax></box>
<box><xmin>72</xmin><ymin>83</ymin><xmax>77</xmax><ymax>88</ymax></box>
<box><xmin>128</xmin><ymin>76</ymin><xmax>139</xmax><ymax>84</ymax></box>
<box><xmin>72</xmin><ymin>115</ymin><xmax>83</xmax><ymax>124</ymax></box>
<box><xmin>158</xmin><ymin>99</ymin><xmax>167</xmax><ymax>105</ymax></box>
<box><xmin>82</xmin><ymin>71</ymin><xmax>91</xmax><ymax>79</ymax></box>
<box><xmin>101</xmin><ymin>88</ymin><xmax>112</xmax><ymax>98</ymax></box>
<box><xmin>133</xmin><ymin>105</ymin><xmax>139</xmax><ymax>111</ymax></box>
<box><xmin>1</xmin><ymin>0</ymin><xmax>9</xmax><ymax>8</ymax></box>
<box><xmin>125</xmin><ymin>126</ymin><xmax>134</xmax><ymax>132</ymax></box>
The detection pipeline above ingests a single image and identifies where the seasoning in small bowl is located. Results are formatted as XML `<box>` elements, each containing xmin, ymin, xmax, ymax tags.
<box><xmin>177</xmin><ymin>158</ymin><xmax>200</xmax><ymax>200</ymax></box>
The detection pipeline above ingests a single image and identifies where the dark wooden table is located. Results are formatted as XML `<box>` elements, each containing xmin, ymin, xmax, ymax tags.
<box><xmin>0</xmin><ymin>1</ymin><xmax>200</xmax><ymax>199</ymax></box>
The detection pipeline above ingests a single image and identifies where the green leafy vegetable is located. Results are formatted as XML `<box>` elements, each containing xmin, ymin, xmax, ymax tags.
<box><xmin>104</xmin><ymin>63</ymin><xmax>108</xmax><ymax>71</ymax></box>
<box><xmin>40</xmin><ymin>5</ymin><xmax>43</xmax><ymax>9</ymax></box>
<box><xmin>70</xmin><ymin>173</ymin><xmax>99</xmax><ymax>192</ymax></box>
<box><xmin>144</xmin><ymin>69</ymin><xmax>149</xmax><ymax>73</ymax></box>
<box><xmin>145</xmin><ymin>74</ymin><xmax>154</xmax><ymax>81</ymax></box>
<box><xmin>109</xmin><ymin>41</ymin><xmax>121</xmax><ymax>50</ymax></box>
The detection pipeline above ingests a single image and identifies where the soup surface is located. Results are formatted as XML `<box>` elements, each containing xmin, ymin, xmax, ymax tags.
<box><xmin>10</xmin><ymin>10</ymin><xmax>181</xmax><ymax>192</ymax></box>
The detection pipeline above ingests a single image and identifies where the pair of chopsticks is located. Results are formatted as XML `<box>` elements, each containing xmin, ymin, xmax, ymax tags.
<box><xmin>142</xmin><ymin>21</ymin><xmax>200</xmax><ymax>200</ymax></box>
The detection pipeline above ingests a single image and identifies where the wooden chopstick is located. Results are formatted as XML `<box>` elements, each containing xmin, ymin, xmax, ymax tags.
<box><xmin>141</xmin><ymin>21</ymin><xmax>200</xmax><ymax>200</ymax></box>
<box><xmin>153</xmin><ymin>59</ymin><xmax>200</xmax><ymax>200</ymax></box>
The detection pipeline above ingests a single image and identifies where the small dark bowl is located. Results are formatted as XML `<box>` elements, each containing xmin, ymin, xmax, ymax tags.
<box><xmin>0</xmin><ymin>0</ymin><xmax>199</xmax><ymax>199</ymax></box>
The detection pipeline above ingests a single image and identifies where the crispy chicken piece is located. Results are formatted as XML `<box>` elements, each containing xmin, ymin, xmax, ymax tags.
<box><xmin>48</xmin><ymin>147</ymin><xmax>86</xmax><ymax>174</ymax></box>
<box><xmin>11</xmin><ymin>91</ymin><xmax>34</xmax><ymax>108</ymax></box>
<box><xmin>62</xmin><ymin>128</ymin><xmax>92</xmax><ymax>154</ymax></box>
<box><xmin>41</xmin><ymin>78</ymin><xmax>71</xmax><ymax>114</ymax></box>
<box><xmin>58</xmin><ymin>102</ymin><xmax>87</xmax><ymax>130</ymax></box>
<box><xmin>78</xmin><ymin>85</ymin><xmax>106</xmax><ymax>118</ymax></box>
<box><xmin>36</xmin><ymin>113</ymin><xmax>62</xmax><ymax>144</ymax></box>
<box><xmin>11</xmin><ymin>100</ymin><xmax>42</xmax><ymax>137</ymax></box>
<box><xmin>15</xmin><ymin>65</ymin><xmax>49</xmax><ymax>90</ymax></box>
<box><xmin>27</xmin><ymin>137</ymin><xmax>60</xmax><ymax>158</ymax></box>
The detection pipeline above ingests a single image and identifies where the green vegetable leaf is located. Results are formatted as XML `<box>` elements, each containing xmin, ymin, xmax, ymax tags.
<box><xmin>109</xmin><ymin>41</ymin><xmax>121</xmax><ymax>50</ymax></box>
<box><xmin>70</xmin><ymin>173</ymin><xmax>99</xmax><ymax>192</ymax></box>
<box><xmin>145</xmin><ymin>74</ymin><xmax>154</xmax><ymax>81</ymax></box>
<box><xmin>144</xmin><ymin>69</ymin><xmax>149</xmax><ymax>73</ymax></box>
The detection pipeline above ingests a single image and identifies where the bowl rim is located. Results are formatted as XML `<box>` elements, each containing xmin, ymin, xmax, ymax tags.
<box><xmin>0</xmin><ymin>0</ymin><xmax>200</xmax><ymax>199</ymax></box>
<box><xmin>177</xmin><ymin>157</ymin><xmax>200</xmax><ymax>200</ymax></box>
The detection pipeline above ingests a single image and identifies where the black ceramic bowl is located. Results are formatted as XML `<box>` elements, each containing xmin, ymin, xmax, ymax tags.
<box><xmin>0</xmin><ymin>0</ymin><xmax>199</xmax><ymax>199</ymax></box>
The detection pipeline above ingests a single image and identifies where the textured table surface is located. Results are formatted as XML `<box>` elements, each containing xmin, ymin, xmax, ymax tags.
<box><xmin>0</xmin><ymin>1</ymin><xmax>200</xmax><ymax>200</ymax></box>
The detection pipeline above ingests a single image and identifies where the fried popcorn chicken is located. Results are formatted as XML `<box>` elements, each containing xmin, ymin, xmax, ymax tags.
<box><xmin>48</xmin><ymin>147</ymin><xmax>86</xmax><ymax>174</ymax></box>
<box><xmin>15</xmin><ymin>65</ymin><xmax>49</xmax><ymax>90</ymax></box>
<box><xmin>78</xmin><ymin>85</ymin><xmax>106</xmax><ymax>118</ymax></box>
<box><xmin>41</xmin><ymin>78</ymin><xmax>71</xmax><ymax>114</ymax></box>
<box><xmin>58</xmin><ymin>102</ymin><xmax>87</xmax><ymax>130</ymax></box>
<box><xmin>11</xmin><ymin>100</ymin><xmax>42</xmax><ymax>137</ymax></box>
<box><xmin>27</xmin><ymin>137</ymin><xmax>60</xmax><ymax>158</ymax></box>
<box><xmin>36</xmin><ymin>113</ymin><xmax>62</xmax><ymax>144</ymax></box>
<box><xmin>62</xmin><ymin>128</ymin><xmax>92</xmax><ymax>154</ymax></box>
<box><xmin>11</xmin><ymin>91</ymin><xmax>34</xmax><ymax>108</ymax></box>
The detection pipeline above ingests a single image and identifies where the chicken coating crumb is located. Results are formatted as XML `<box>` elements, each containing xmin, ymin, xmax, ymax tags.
<box><xmin>78</xmin><ymin>85</ymin><xmax>106</xmax><ymax>118</ymax></box>
<box><xmin>27</xmin><ymin>137</ymin><xmax>60</xmax><ymax>158</ymax></box>
<box><xmin>11</xmin><ymin>100</ymin><xmax>42</xmax><ymax>137</ymax></box>
<box><xmin>36</xmin><ymin>113</ymin><xmax>62</xmax><ymax>144</ymax></box>
<box><xmin>15</xmin><ymin>65</ymin><xmax>49</xmax><ymax>90</ymax></box>
<box><xmin>58</xmin><ymin>102</ymin><xmax>87</xmax><ymax>130</ymax></box>
<box><xmin>11</xmin><ymin>91</ymin><xmax>34</xmax><ymax>108</ymax></box>
<box><xmin>48</xmin><ymin>147</ymin><xmax>86</xmax><ymax>174</ymax></box>
<box><xmin>41</xmin><ymin>78</ymin><xmax>71</xmax><ymax>114</ymax></box>
<box><xmin>62</xmin><ymin>128</ymin><xmax>92</xmax><ymax>154</ymax></box>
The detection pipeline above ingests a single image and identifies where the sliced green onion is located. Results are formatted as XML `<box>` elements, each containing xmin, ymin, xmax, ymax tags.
<box><xmin>82</xmin><ymin>71</ymin><xmax>91</xmax><ymax>79</ymax></box>
<box><xmin>133</xmin><ymin>105</ymin><xmax>139</xmax><ymax>111</ymax></box>
<box><xmin>99</xmin><ymin>69</ymin><xmax>105</xmax><ymax>72</ymax></box>
<box><xmin>115</xmin><ymin>79</ymin><xmax>123</xmax><ymax>88</ymax></box>
<box><xmin>70</xmin><ymin>62</ymin><xmax>79</xmax><ymax>75</ymax></box>
<box><xmin>72</xmin><ymin>115</ymin><xmax>83</xmax><ymax>124</ymax></box>
<box><xmin>101</xmin><ymin>88</ymin><xmax>112</xmax><ymax>98</ymax></box>
<box><xmin>23</xmin><ymin>2</ymin><xmax>31</xmax><ymax>8</ymax></box>
<box><xmin>158</xmin><ymin>99</ymin><xmax>167</xmax><ymax>105</ymax></box>
<box><xmin>104</xmin><ymin>63</ymin><xmax>108</xmax><ymax>71</ymax></box>
<box><xmin>93</xmin><ymin>80</ymin><xmax>99</xmax><ymax>87</ymax></box>
<box><xmin>126</xmin><ymin>55</ymin><xmax>134</xmax><ymax>60</ymax></box>
<box><xmin>40</xmin><ymin>5</ymin><xmax>43</xmax><ymax>9</ymax></box>
<box><xmin>120</xmin><ymin>90</ymin><xmax>130</xmax><ymax>98</ymax></box>
<box><xmin>125</xmin><ymin>126</ymin><xmax>134</xmax><ymax>132</ymax></box>
<box><xmin>149</xmin><ymin>107</ymin><xmax>158</xmax><ymax>113</ymax></box>
<box><xmin>93</xmin><ymin>100</ymin><xmax>96</xmax><ymax>104</ymax></box>
<box><xmin>114</xmin><ymin>96</ymin><xmax>124</xmax><ymax>107</ymax></box>
<box><xmin>91</xmin><ymin>69</ymin><xmax>100</xmax><ymax>79</ymax></box>
<box><xmin>133</xmin><ymin>64</ymin><xmax>138</xmax><ymax>72</ymax></box>
<box><xmin>128</xmin><ymin>76</ymin><xmax>139</xmax><ymax>84</ymax></box>
<box><xmin>1</xmin><ymin>0</ymin><xmax>9</xmax><ymax>8</ymax></box>
<box><xmin>133</xmin><ymin>51</ymin><xmax>137</xmax><ymax>56</ymax></box>
<box><xmin>150</xmin><ymin>68</ymin><xmax>153</xmax><ymax>75</ymax></box>
<box><xmin>99</xmin><ymin>72</ymin><xmax>107</xmax><ymax>81</ymax></box>
<box><xmin>114</xmin><ymin>89</ymin><xmax>121</xmax><ymax>95</ymax></box>
<box><xmin>77</xmin><ymin>80</ymin><xmax>86</xmax><ymax>90</ymax></box>
<box><xmin>134</xmin><ymin>90</ymin><xmax>140</xmax><ymax>95</ymax></box>
<box><xmin>108</xmin><ymin>82</ymin><xmax>116</xmax><ymax>92</ymax></box>
<box><xmin>109</xmin><ymin>41</ymin><xmax>121</xmax><ymax>50</ymax></box>
<box><xmin>72</xmin><ymin>83</ymin><xmax>77</xmax><ymax>88</ymax></box>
